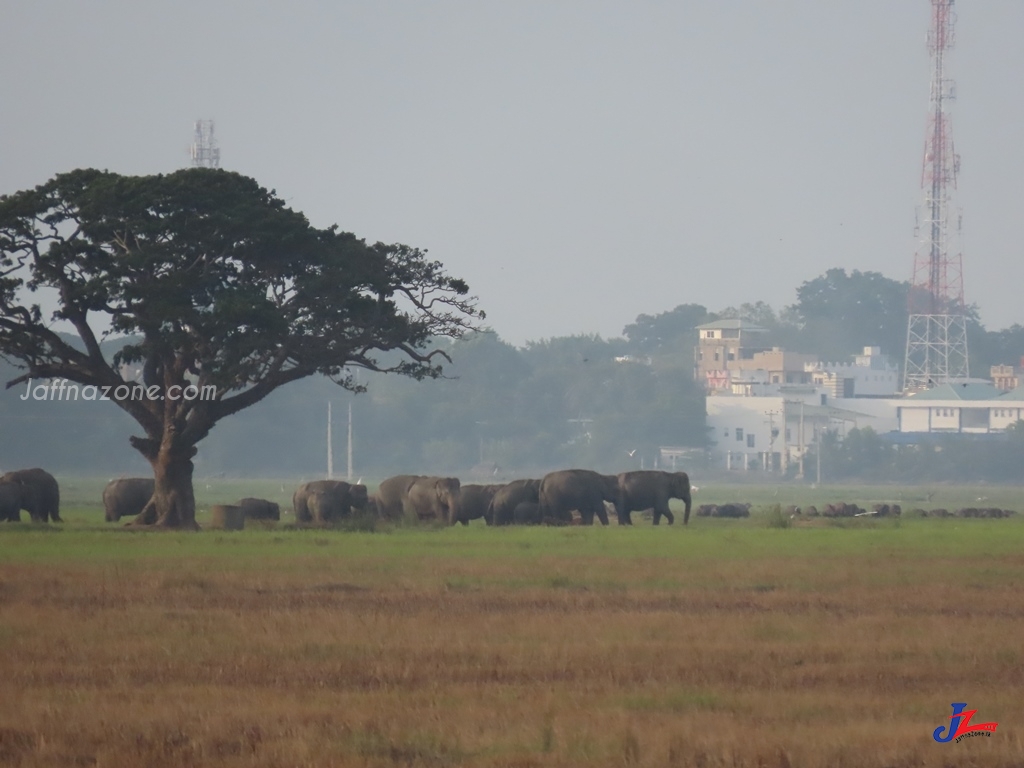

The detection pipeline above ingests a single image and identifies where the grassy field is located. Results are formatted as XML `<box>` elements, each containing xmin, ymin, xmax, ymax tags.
<box><xmin>1</xmin><ymin>481</ymin><xmax>1023</xmax><ymax>767</ymax></box>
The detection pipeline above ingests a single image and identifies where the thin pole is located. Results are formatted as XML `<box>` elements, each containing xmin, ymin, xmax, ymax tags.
<box><xmin>347</xmin><ymin>401</ymin><xmax>353</xmax><ymax>481</ymax></box>
<box><xmin>327</xmin><ymin>402</ymin><xmax>334</xmax><ymax>479</ymax></box>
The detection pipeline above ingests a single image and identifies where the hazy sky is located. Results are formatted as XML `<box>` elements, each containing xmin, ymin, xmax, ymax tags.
<box><xmin>2</xmin><ymin>1</ymin><xmax>1022</xmax><ymax>347</ymax></box>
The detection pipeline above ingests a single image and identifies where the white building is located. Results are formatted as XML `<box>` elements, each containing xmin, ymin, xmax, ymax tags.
<box><xmin>898</xmin><ymin>383</ymin><xmax>1024</xmax><ymax>434</ymax></box>
<box><xmin>805</xmin><ymin>347</ymin><xmax>901</xmax><ymax>399</ymax></box>
<box><xmin>705</xmin><ymin>391</ymin><xmax>899</xmax><ymax>475</ymax></box>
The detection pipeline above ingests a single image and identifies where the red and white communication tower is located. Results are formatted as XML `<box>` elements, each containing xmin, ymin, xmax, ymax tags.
<box><xmin>903</xmin><ymin>0</ymin><xmax>969</xmax><ymax>391</ymax></box>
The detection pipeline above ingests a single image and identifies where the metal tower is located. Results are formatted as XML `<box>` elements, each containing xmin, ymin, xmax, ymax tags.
<box><xmin>903</xmin><ymin>0</ymin><xmax>969</xmax><ymax>391</ymax></box>
<box><xmin>189</xmin><ymin>119</ymin><xmax>220</xmax><ymax>168</ymax></box>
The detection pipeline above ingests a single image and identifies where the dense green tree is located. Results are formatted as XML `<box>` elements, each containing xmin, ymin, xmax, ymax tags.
<box><xmin>622</xmin><ymin>304</ymin><xmax>712</xmax><ymax>355</ymax></box>
<box><xmin>788</xmin><ymin>268</ymin><xmax>908</xmax><ymax>362</ymax></box>
<box><xmin>0</xmin><ymin>168</ymin><xmax>480</xmax><ymax>526</ymax></box>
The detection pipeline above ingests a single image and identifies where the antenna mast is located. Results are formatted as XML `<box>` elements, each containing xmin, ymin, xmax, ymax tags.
<box><xmin>189</xmin><ymin>119</ymin><xmax>221</xmax><ymax>168</ymax></box>
<box><xmin>903</xmin><ymin>0</ymin><xmax>969</xmax><ymax>391</ymax></box>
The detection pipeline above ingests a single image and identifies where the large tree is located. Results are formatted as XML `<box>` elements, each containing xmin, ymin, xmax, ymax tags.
<box><xmin>0</xmin><ymin>168</ymin><xmax>481</xmax><ymax>527</ymax></box>
<box><xmin>788</xmin><ymin>268</ymin><xmax>908</xmax><ymax>362</ymax></box>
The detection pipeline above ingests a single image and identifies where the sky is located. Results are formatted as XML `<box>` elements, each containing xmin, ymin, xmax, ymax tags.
<box><xmin>2</xmin><ymin>1</ymin><xmax>1022</xmax><ymax>348</ymax></box>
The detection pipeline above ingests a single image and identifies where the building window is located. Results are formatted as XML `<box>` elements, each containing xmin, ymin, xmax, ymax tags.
<box><xmin>735</xmin><ymin>428</ymin><xmax>744</xmax><ymax>441</ymax></box>
<box><xmin>714</xmin><ymin>351</ymin><xmax>720</xmax><ymax>361</ymax></box>
<box><xmin>747</xmin><ymin>433</ymin><xmax>755</xmax><ymax>448</ymax></box>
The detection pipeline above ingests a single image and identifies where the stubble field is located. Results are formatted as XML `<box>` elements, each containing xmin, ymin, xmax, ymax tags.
<box><xmin>1</xmin><ymin>481</ymin><xmax>1023</xmax><ymax>767</ymax></box>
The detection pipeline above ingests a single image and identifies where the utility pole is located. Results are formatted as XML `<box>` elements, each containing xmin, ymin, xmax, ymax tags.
<box><xmin>347</xmin><ymin>401</ymin><xmax>353</xmax><ymax>481</ymax></box>
<box><xmin>815</xmin><ymin>424</ymin><xmax>822</xmax><ymax>485</ymax></box>
<box><xmin>326</xmin><ymin>402</ymin><xmax>333</xmax><ymax>479</ymax></box>
<box><xmin>798</xmin><ymin>402</ymin><xmax>805</xmax><ymax>480</ymax></box>
<box><xmin>764</xmin><ymin>409</ymin><xmax>780</xmax><ymax>473</ymax></box>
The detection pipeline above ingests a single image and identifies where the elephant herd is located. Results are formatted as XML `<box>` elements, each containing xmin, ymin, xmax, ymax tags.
<box><xmin>0</xmin><ymin>466</ymin><xmax>693</xmax><ymax>528</ymax></box>
<box><xmin>375</xmin><ymin>469</ymin><xmax>693</xmax><ymax>527</ymax></box>
<box><xmin>107</xmin><ymin>469</ymin><xmax>691</xmax><ymax>528</ymax></box>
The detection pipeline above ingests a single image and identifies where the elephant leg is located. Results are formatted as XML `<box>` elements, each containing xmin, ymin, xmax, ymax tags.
<box><xmin>580</xmin><ymin>509</ymin><xmax>594</xmax><ymax>525</ymax></box>
<box><xmin>616</xmin><ymin>503</ymin><xmax>632</xmax><ymax>525</ymax></box>
<box><xmin>595</xmin><ymin>505</ymin><xmax>610</xmax><ymax>526</ymax></box>
<box><xmin>661</xmin><ymin>505</ymin><xmax>675</xmax><ymax>525</ymax></box>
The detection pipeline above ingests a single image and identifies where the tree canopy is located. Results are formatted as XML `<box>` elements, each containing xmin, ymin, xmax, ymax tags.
<box><xmin>787</xmin><ymin>268</ymin><xmax>908</xmax><ymax>362</ymax></box>
<box><xmin>0</xmin><ymin>168</ymin><xmax>481</xmax><ymax>526</ymax></box>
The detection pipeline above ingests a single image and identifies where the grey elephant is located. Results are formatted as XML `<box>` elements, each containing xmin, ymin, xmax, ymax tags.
<box><xmin>103</xmin><ymin>477</ymin><xmax>155</xmax><ymax>522</ymax></box>
<box><xmin>0</xmin><ymin>468</ymin><xmax>61</xmax><ymax>523</ymax></box>
<box><xmin>377</xmin><ymin>475</ymin><xmax>461</xmax><ymax>524</ymax></box>
<box><xmin>375</xmin><ymin>475</ymin><xmax>421</xmax><ymax>521</ymax></box>
<box><xmin>235</xmin><ymin>497</ymin><xmax>281</xmax><ymax>521</ymax></box>
<box><xmin>0</xmin><ymin>481</ymin><xmax>22</xmax><ymax>522</ymax></box>
<box><xmin>538</xmin><ymin>469</ymin><xmax>618</xmax><ymax>525</ymax></box>
<box><xmin>488</xmin><ymin>479</ymin><xmax>541</xmax><ymax>526</ymax></box>
<box><xmin>453</xmin><ymin>484</ymin><xmax>503</xmax><ymax>526</ymax></box>
<box><xmin>616</xmin><ymin>470</ymin><xmax>692</xmax><ymax>525</ymax></box>
<box><xmin>293</xmin><ymin>480</ymin><xmax>368</xmax><ymax>524</ymax></box>
<box><xmin>512</xmin><ymin>501</ymin><xmax>542</xmax><ymax>525</ymax></box>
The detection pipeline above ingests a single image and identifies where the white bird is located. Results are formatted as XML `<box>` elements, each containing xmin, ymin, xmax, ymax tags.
<box><xmin>691</xmin><ymin>485</ymin><xmax>700</xmax><ymax>493</ymax></box>
<box><xmin>627</xmin><ymin>449</ymin><xmax>637</xmax><ymax>457</ymax></box>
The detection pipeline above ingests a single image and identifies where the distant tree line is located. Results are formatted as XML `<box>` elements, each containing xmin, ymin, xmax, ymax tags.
<box><xmin>3</xmin><ymin>267</ymin><xmax>1024</xmax><ymax>478</ymax></box>
<box><xmin>819</xmin><ymin>424</ymin><xmax>1024</xmax><ymax>484</ymax></box>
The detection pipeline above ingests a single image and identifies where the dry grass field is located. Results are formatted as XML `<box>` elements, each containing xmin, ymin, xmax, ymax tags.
<box><xmin>1</xmin><ymin>497</ymin><xmax>1023</xmax><ymax>767</ymax></box>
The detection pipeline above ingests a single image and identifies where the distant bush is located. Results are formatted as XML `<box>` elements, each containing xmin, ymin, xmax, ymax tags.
<box><xmin>763</xmin><ymin>504</ymin><xmax>791</xmax><ymax>529</ymax></box>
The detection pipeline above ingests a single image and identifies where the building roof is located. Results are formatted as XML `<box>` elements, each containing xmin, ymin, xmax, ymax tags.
<box><xmin>783</xmin><ymin>402</ymin><xmax>870</xmax><ymax>421</ymax></box>
<box><xmin>904</xmin><ymin>382</ymin><xmax>1000</xmax><ymax>401</ymax></box>
<box><xmin>998</xmin><ymin>385</ymin><xmax>1024</xmax><ymax>402</ymax></box>
<box><xmin>695</xmin><ymin>318</ymin><xmax>767</xmax><ymax>332</ymax></box>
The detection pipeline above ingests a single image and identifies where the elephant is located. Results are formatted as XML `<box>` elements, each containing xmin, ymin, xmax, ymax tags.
<box><xmin>512</xmin><ymin>501</ymin><xmax>542</xmax><ymax>525</ymax></box>
<box><xmin>293</xmin><ymin>480</ymin><xmax>368</xmax><ymax>524</ymax></box>
<box><xmin>0</xmin><ymin>468</ymin><xmax>61</xmax><ymax>523</ymax></box>
<box><xmin>375</xmin><ymin>475</ymin><xmax>422</xmax><ymax>521</ymax></box>
<box><xmin>488</xmin><ymin>479</ymin><xmax>541</xmax><ymax>526</ymax></box>
<box><xmin>102</xmin><ymin>477</ymin><xmax>155</xmax><ymax>522</ymax></box>
<box><xmin>235</xmin><ymin>497</ymin><xmax>281</xmax><ymax>521</ymax></box>
<box><xmin>537</xmin><ymin>469</ymin><xmax>618</xmax><ymax>525</ymax></box>
<box><xmin>453</xmin><ymin>484</ymin><xmax>502</xmax><ymax>526</ymax></box>
<box><xmin>306</xmin><ymin>489</ymin><xmax>337</xmax><ymax>524</ymax></box>
<box><xmin>377</xmin><ymin>475</ymin><xmax>461</xmax><ymax>524</ymax></box>
<box><xmin>0</xmin><ymin>481</ymin><xmax>22</xmax><ymax>522</ymax></box>
<box><xmin>616</xmin><ymin>470</ymin><xmax>692</xmax><ymax>526</ymax></box>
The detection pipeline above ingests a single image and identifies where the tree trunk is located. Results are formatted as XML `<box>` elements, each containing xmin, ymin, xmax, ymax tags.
<box><xmin>129</xmin><ymin>435</ymin><xmax>199</xmax><ymax>529</ymax></box>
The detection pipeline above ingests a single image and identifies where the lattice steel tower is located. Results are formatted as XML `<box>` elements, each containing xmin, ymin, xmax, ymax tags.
<box><xmin>189</xmin><ymin>119</ymin><xmax>220</xmax><ymax>168</ymax></box>
<box><xmin>903</xmin><ymin>0</ymin><xmax>969</xmax><ymax>391</ymax></box>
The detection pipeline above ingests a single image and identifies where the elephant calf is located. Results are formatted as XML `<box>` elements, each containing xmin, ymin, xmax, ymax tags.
<box><xmin>488</xmin><ymin>479</ymin><xmax>540</xmax><ymax>526</ymax></box>
<box><xmin>103</xmin><ymin>477</ymin><xmax>155</xmax><ymax>522</ymax></box>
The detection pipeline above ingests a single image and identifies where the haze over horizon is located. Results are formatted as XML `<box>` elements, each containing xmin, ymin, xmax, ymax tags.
<box><xmin>2</xmin><ymin>1</ymin><xmax>1022</xmax><ymax>347</ymax></box>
